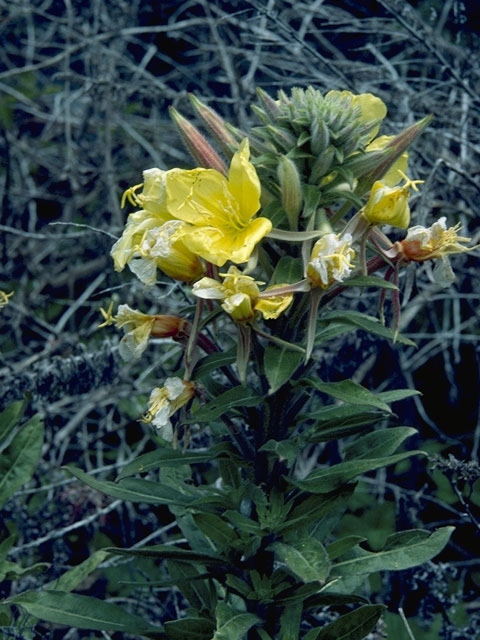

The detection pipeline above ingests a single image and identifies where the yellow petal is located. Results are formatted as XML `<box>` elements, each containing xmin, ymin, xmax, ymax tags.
<box><xmin>227</xmin><ymin>139</ymin><xmax>261</xmax><ymax>220</ymax></box>
<box><xmin>366</xmin><ymin>135</ymin><xmax>409</xmax><ymax>187</ymax></box>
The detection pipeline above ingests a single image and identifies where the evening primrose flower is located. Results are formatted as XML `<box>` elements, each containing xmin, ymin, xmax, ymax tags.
<box><xmin>165</xmin><ymin>139</ymin><xmax>272</xmax><ymax>266</ymax></box>
<box><xmin>307</xmin><ymin>233</ymin><xmax>355</xmax><ymax>289</ymax></box>
<box><xmin>363</xmin><ymin>174</ymin><xmax>424</xmax><ymax>229</ymax></box>
<box><xmin>130</xmin><ymin>220</ymin><xmax>205</xmax><ymax>285</ymax></box>
<box><xmin>99</xmin><ymin>303</ymin><xmax>189</xmax><ymax>360</ymax></box>
<box><xmin>192</xmin><ymin>266</ymin><xmax>292</xmax><ymax>322</ymax></box>
<box><xmin>142</xmin><ymin>378</ymin><xmax>196</xmax><ymax>441</ymax></box>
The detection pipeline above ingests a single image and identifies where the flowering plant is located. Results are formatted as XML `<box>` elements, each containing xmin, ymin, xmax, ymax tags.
<box><xmin>7</xmin><ymin>87</ymin><xmax>478</xmax><ymax>638</ymax></box>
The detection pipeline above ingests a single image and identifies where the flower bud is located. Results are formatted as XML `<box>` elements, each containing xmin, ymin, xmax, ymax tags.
<box><xmin>277</xmin><ymin>155</ymin><xmax>303</xmax><ymax>229</ymax></box>
<box><xmin>169</xmin><ymin>107</ymin><xmax>227</xmax><ymax>175</ymax></box>
<box><xmin>188</xmin><ymin>94</ymin><xmax>237</xmax><ymax>159</ymax></box>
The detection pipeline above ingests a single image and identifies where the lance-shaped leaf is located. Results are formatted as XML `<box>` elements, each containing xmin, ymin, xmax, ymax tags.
<box><xmin>165</xmin><ymin>616</ymin><xmax>216</xmax><ymax>640</ymax></box>
<box><xmin>299</xmin><ymin>378</ymin><xmax>391</xmax><ymax>413</ymax></box>
<box><xmin>343</xmin><ymin>426</ymin><xmax>418</xmax><ymax>461</ymax></box>
<box><xmin>104</xmin><ymin>543</ymin><xmax>225</xmax><ymax>566</ymax></box>
<box><xmin>329</xmin><ymin>527</ymin><xmax>454</xmax><ymax>579</ymax></box>
<box><xmin>263</xmin><ymin>344</ymin><xmax>303</xmax><ymax>394</ymax></box>
<box><xmin>6</xmin><ymin>591</ymin><xmax>164</xmax><ymax>636</ymax></box>
<box><xmin>304</xmin><ymin>604</ymin><xmax>386</xmax><ymax>640</ymax></box>
<box><xmin>63</xmin><ymin>466</ymin><xmax>195</xmax><ymax>506</ymax></box>
<box><xmin>290</xmin><ymin>451</ymin><xmax>425</xmax><ymax>494</ymax></box>
<box><xmin>0</xmin><ymin>400</ymin><xmax>24</xmax><ymax>445</ymax></box>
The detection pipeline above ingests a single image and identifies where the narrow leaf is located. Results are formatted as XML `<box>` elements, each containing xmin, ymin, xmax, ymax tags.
<box><xmin>104</xmin><ymin>544</ymin><xmax>225</xmax><ymax>566</ymax></box>
<box><xmin>304</xmin><ymin>604</ymin><xmax>385</xmax><ymax>640</ymax></box>
<box><xmin>193</xmin><ymin>349</ymin><xmax>236</xmax><ymax>380</ymax></box>
<box><xmin>0</xmin><ymin>400</ymin><xmax>24</xmax><ymax>445</ymax></box>
<box><xmin>341</xmin><ymin>275</ymin><xmax>398</xmax><ymax>290</ymax></box>
<box><xmin>343</xmin><ymin>427</ymin><xmax>417</xmax><ymax>461</ymax></box>
<box><xmin>291</xmin><ymin>451</ymin><xmax>424</xmax><ymax>493</ymax></box>
<box><xmin>7</xmin><ymin>591</ymin><xmax>163</xmax><ymax>634</ymax></box>
<box><xmin>300</xmin><ymin>378</ymin><xmax>391</xmax><ymax>413</ymax></box>
<box><xmin>63</xmin><ymin>466</ymin><xmax>194</xmax><ymax>506</ymax></box>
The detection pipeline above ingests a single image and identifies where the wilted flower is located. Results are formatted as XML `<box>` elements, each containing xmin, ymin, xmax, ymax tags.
<box><xmin>142</xmin><ymin>378</ymin><xmax>196</xmax><ymax>441</ymax></box>
<box><xmin>363</xmin><ymin>174</ymin><xmax>423</xmax><ymax>229</ymax></box>
<box><xmin>99</xmin><ymin>303</ymin><xmax>189</xmax><ymax>360</ymax></box>
<box><xmin>399</xmin><ymin>217</ymin><xmax>475</xmax><ymax>262</ymax></box>
<box><xmin>165</xmin><ymin>139</ymin><xmax>272</xmax><ymax>266</ymax></box>
<box><xmin>307</xmin><ymin>233</ymin><xmax>355</xmax><ymax>289</ymax></box>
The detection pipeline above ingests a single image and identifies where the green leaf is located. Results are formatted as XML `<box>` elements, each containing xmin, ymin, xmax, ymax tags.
<box><xmin>326</xmin><ymin>536</ymin><xmax>367</xmax><ymax>561</ymax></box>
<box><xmin>0</xmin><ymin>560</ymin><xmax>49</xmax><ymax>582</ymax></box>
<box><xmin>300</xmin><ymin>378</ymin><xmax>391</xmax><ymax>413</ymax></box>
<box><xmin>271</xmin><ymin>256</ymin><xmax>304</xmax><ymax>284</ymax></box>
<box><xmin>264</xmin><ymin>344</ymin><xmax>303</xmax><ymax>394</ymax></box>
<box><xmin>223</xmin><ymin>510</ymin><xmax>261</xmax><ymax>534</ymax></box>
<box><xmin>270</xmin><ymin>537</ymin><xmax>330</xmax><ymax>583</ymax></box>
<box><xmin>0</xmin><ymin>414</ymin><xmax>44</xmax><ymax>509</ymax></box>
<box><xmin>212</xmin><ymin>603</ymin><xmax>260</xmax><ymax>640</ymax></box>
<box><xmin>193</xmin><ymin>349</ymin><xmax>236</xmax><ymax>380</ymax></box>
<box><xmin>376</xmin><ymin>388</ymin><xmax>421</xmax><ymax>403</ymax></box>
<box><xmin>165</xmin><ymin>617</ymin><xmax>215</xmax><ymax>640</ymax></box>
<box><xmin>320</xmin><ymin>311</ymin><xmax>416</xmax><ymax>347</ymax></box>
<box><xmin>63</xmin><ymin>466</ymin><xmax>194</xmax><ymax>506</ymax></box>
<box><xmin>0</xmin><ymin>400</ymin><xmax>24</xmax><ymax>445</ymax></box>
<box><xmin>190</xmin><ymin>387</ymin><xmax>261</xmax><ymax>422</ymax></box>
<box><xmin>167</xmin><ymin>561</ymin><xmax>216</xmax><ymax>612</ymax></box>
<box><xmin>330</xmin><ymin>527</ymin><xmax>454</xmax><ymax>577</ymax></box>
<box><xmin>7</xmin><ymin>591</ymin><xmax>164</xmax><ymax>635</ymax></box>
<box><xmin>304</xmin><ymin>604</ymin><xmax>385</xmax><ymax>640</ymax></box>
<box><xmin>259</xmin><ymin>439</ymin><xmax>298</xmax><ymax>466</ymax></box>
<box><xmin>343</xmin><ymin>427</ymin><xmax>417</xmax><ymax>461</ymax></box>
<box><xmin>104</xmin><ymin>544</ymin><xmax>225</xmax><ymax>566</ymax></box>
<box><xmin>279</xmin><ymin>602</ymin><xmax>302</xmax><ymax>640</ymax></box>
<box><xmin>45</xmin><ymin>550</ymin><xmax>109</xmax><ymax>592</ymax></box>
<box><xmin>193</xmin><ymin>513</ymin><xmax>238</xmax><ymax>547</ymax></box>
<box><xmin>279</xmin><ymin>486</ymin><xmax>355</xmax><ymax>534</ymax></box>
<box><xmin>303</xmin><ymin>405</ymin><xmax>384</xmax><ymax>442</ymax></box>
<box><xmin>291</xmin><ymin>451</ymin><xmax>424</xmax><ymax>494</ymax></box>
<box><xmin>117</xmin><ymin>444</ymin><xmax>233</xmax><ymax>481</ymax></box>
<box><xmin>341</xmin><ymin>275</ymin><xmax>398</xmax><ymax>289</ymax></box>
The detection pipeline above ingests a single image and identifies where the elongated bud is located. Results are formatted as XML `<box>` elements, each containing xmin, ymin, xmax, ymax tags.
<box><xmin>277</xmin><ymin>155</ymin><xmax>303</xmax><ymax>230</ymax></box>
<box><xmin>310</xmin><ymin>117</ymin><xmax>330</xmax><ymax>155</ymax></box>
<box><xmin>188</xmin><ymin>94</ymin><xmax>237</xmax><ymax>159</ymax></box>
<box><xmin>356</xmin><ymin>115</ymin><xmax>432</xmax><ymax>195</ymax></box>
<box><xmin>310</xmin><ymin>146</ymin><xmax>335</xmax><ymax>184</ymax></box>
<box><xmin>265</xmin><ymin>125</ymin><xmax>297</xmax><ymax>151</ymax></box>
<box><xmin>169</xmin><ymin>107</ymin><xmax>227</xmax><ymax>175</ymax></box>
<box><xmin>256</xmin><ymin>87</ymin><xmax>282</xmax><ymax>120</ymax></box>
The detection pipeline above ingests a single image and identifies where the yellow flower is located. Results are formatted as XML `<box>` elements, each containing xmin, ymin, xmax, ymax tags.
<box><xmin>165</xmin><ymin>139</ymin><xmax>272</xmax><ymax>266</ymax></box>
<box><xmin>0</xmin><ymin>290</ymin><xmax>13</xmax><ymax>310</ymax></box>
<box><xmin>100</xmin><ymin>304</ymin><xmax>188</xmax><ymax>360</ymax></box>
<box><xmin>142</xmin><ymin>378</ymin><xmax>195</xmax><ymax>441</ymax></box>
<box><xmin>363</xmin><ymin>173</ymin><xmax>423</xmax><ymax>229</ymax></box>
<box><xmin>192</xmin><ymin>266</ymin><xmax>292</xmax><ymax>322</ymax></box>
<box><xmin>366</xmin><ymin>135</ymin><xmax>408</xmax><ymax>187</ymax></box>
<box><xmin>193</xmin><ymin>266</ymin><xmax>260</xmax><ymax>323</ymax></box>
<box><xmin>307</xmin><ymin>233</ymin><xmax>355</xmax><ymax>289</ymax></box>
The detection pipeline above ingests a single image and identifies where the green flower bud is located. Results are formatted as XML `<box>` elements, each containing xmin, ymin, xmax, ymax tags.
<box><xmin>277</xmin><ymin>155</ymin><xmax>303</xmax><ymax>230</ymax></box>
